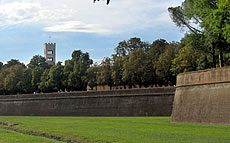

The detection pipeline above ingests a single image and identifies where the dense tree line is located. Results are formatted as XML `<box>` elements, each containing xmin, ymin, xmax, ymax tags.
<box><xmin>87</xmin><ymin>38</ymin><xmax>181</xmax><ymax>90</ymax></box>
<box><xmin>0</xmin><ymin>38</ymin><xmax>180</xmax><ymax>95</ymax></box>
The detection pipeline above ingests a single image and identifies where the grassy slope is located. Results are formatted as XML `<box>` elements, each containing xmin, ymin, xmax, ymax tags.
<box><xmin>0</xmin><ymin>127</ymin><xmax>62</xmax><ymax>143</ymax></box>
<box><xmin>0</xmin><ymin>116</ymin><xmax>230</xmax><ymax>143</ymax></box>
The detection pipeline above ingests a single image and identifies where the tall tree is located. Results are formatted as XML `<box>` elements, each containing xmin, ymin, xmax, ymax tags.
<box><xmin>171</xmin><ymin>45</ymin><xmax>198</xmax><ymax>75</ymax></box>
<box><xmin>0</xmin><ymin>67</ymin><xmax>8</xmax><ymax>94</ymax></box>
<box><xmin>3</xmin><ymin>65</ymin><xmax>26</xmax><ymax>94</ymax></box>
<box><xmin>16</xmin><ymin>68</ymin><xmax>33</xmax><ymax>94</ymax></box>
<box><xmin>32</xmin><ymin>67</ymin><xmax>44</xmax><ymax>92</ymax></box>
<box><xmin>63</xmin><ymin>60</ymin><xmax>74</xmax><ymax>91</ymax></box>
<box><xmin>202</xmin><ymin>0</ymin><xmax>230</xmax><ymax>67</ymax></box>
<box><xmin>111</xmin><ymin>55</ymin><xmax>125</xmax><ymax>86</ymax></box>
<box><xmin>168</xmin><ymin>0</ymin><xmax>230</xmax><ymax>67</ymax></box>
<box><xmin>39</xmin><ymin>69</ymin><xmax>50</xmax><ymax>93</ymax></box>
<box><xmin>46</xmin><ymin>62</ymin><xmax>64</xmax><ymax>92</ymax></box>
<box><xmin>155</xmin><ymin>43</ymin><xmax>178</xmax><ymax>86</ymax></box>
<box><xmin>123</xmin><ymin>48</ymin><xmax>146</xmax><ymax>88</ymax></box>
<box><xmin>28</xmin><ymin>55</ymin><xmax>49</xmax><ymax>69</ymax></box>
<box><xmin>65</xmin><ymin>50</ymin><xmax>93</xmax><ymax>91</ymax></box>
<box><xmin>142</xmin><ymin>39</ymin><xmax>169</xmax><ymax>86</ymax></box>
<box><xmin>171</xmin><ymin>33</ymin><xmax>214</xmax><ymax>75</ymax></box>
<box><xmin>21</xmin><ymin>68</ymin><xmax>33</xmax><ymax>94</ymax></box>
<box><xmin>87</xmin><ymin>64</ymin><xmax>99</xmax><ymax>90</ymax></box>
<box><xmin>97</xmin><ymin>58</ymin><xmax>113</xmax><ymax>89</ymax></box>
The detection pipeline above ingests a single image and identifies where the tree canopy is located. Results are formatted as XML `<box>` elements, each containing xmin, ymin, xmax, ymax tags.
<box><xmin>168</xmin><ymin>0</ymin><xmax>230</xmax><ymax>67</ymax></box>
<box><xmin>28</xmin><ymin>55</ymin><xmax>49</xmax><ymax>69</ymax></box>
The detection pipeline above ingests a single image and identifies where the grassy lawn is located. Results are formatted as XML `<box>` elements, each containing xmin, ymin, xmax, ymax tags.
<box><xmin>0</xmin><ymin>127</ymin><xmax>62</xmax><ymax>143</ymax></box>
<box><xmin>0</xmin><ymin>116</ymin><xmax>230</xmax><ymax>143</ymax></box>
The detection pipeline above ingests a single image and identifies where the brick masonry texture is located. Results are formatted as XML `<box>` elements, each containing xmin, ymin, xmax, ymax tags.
<box><xmin>171</xmin><ymin>67</ymin><xmax>230</xmax><ymax>125</ymax></box>
<box><xmin>0</xmin><ymin>88</ymin><xmax>175</xmax><ymax>116</ymax></box>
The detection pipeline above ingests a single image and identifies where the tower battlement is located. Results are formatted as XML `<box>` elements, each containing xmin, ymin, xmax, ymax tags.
<box><xmin>44</xmin><ymin>43</ymin><xmax>56</xmax><ymax>65</ymax></box>
<box><xmin>44</xmin><ymin>43</ymin><xmax>56</xmax><ymax>46</ymax></box>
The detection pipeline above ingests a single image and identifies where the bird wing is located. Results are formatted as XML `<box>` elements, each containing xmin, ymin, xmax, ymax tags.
<box><xmin>107</xmin><ymin>0</ymin><xmax>110</xmax><ymax>5</ymax></box>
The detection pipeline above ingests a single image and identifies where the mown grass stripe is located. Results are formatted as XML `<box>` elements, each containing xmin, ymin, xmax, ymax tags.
<box><xmin>0</xmin><ymin>125</ymin><xmax>71</xmax><ymax>143</ymax></box>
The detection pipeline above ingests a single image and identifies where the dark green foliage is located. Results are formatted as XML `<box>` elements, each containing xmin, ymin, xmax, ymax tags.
<box><xmin>28</xmin><ymin>55</ymin><xmax>49</xmax><ymax>69</ymax></box>
<box><xmin>171</xmin><ymin>34</ymin><xmax>214</xmax><ymax>75</ymax></box>
<box><xmin>0</xmin><ymin>62</ymin><xmax>3</xmax><ymax>70</ymax></box>
<box><xmin>123</xmin><ymin>48</ymin><xmax>146</xmax><ymax>88</ymax></box>
<box><xmin>39</xmin><ymin>69</ymin><xmax>50</xmax><ymax>93</ymax></box>
<box><xmin>112</xmin><ymin>37</ymin><xmax>153</xmax><ymax>88</ymax></box>
<box><xmin>87</xmin><ymin>64</ymin><xmax>98</xmax><ymax>90</ymax></box>
<box><xmin>97</xmin><ymin>58</ymin><xmax>113</xmax><ymax>89</ymax></box>
<box><xmin>0</xmin><ymin>64</ymin><xmax>28</xmax><ymax>94</ymax></box>
<box><xmin>66</xmin><ymin>50</ymin><xmax>93</xmax><ymax>91</ymax></box>
<box><xmin>21</xmin><ymin>68</ymin><xmax>33</xmax><ymax>94</ymax></box>
<box><xmin>111</xmin><ymin>56</ymin><xmax>125</xmax><ymax>86</ymax></box>
<box><xmin>46</xmin><ymin>62</ymin><xmax>64</xmax><ymax>92</ymax></box>
<box><xmin>32</xmin><ymin>67</ymin><xmax>44</xmax><ymax>92</ymax></box>
<box><xmin>62</xmin><ymin>60</ymin><xmax>73</xmax><ymax>91</ymax></box>
<box><xmin>168</xmin><ymin>0</ymin><xmax>230</xmax><ymax>67</ymax></box>
<box><xmin>144</xmin><ymin>39</ymin><xmax>169</xmax><ymax>86</ymax></box>
<box><xmin>3</xmin><ymin>59</ymin><xmax>25</xmax><ymax>68</ymax></box>
<box><xmin>155</xmin><ymin>43</ymin><xmax>178</xmax><ymax>86</ymax></box>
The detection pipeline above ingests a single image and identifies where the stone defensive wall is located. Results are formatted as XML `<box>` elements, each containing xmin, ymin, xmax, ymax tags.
<box><xmin>0</xmin><ymin>88</ymin><xmax>175</xmax><ymax>116</ymax></box>
<box><xmin>171</xmin><ymin>67</ymin><xmax>230</xmax><ymax>125</ymax></box>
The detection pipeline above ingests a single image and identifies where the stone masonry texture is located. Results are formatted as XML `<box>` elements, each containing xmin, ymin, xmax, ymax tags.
<box><xmin>171</xmin><ymin>67</ymin><xmax>230</xmax><ymax>125</ymax></box>
<box><xmin>0</xmin><ymin>88</ymin><xmax>175</xmax><ymax>116</ymax></box>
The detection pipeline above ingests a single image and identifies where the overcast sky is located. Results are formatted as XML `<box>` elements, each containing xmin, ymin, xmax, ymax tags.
<box><xmin>0</xmin><ymin>0</ymin><xmax>184</xmax><ymax>64</ymax></box>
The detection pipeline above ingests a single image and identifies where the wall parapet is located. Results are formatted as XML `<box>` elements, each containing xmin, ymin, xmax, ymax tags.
<box><xmin>176</xmin><ymin>67</ymin><xmax>230</xmax><ymax>87</ymax></box>
<box><xmin>0</xmin><ymin>92</ymin><xmax>174</xmax><ymax>102</ymax></box>
<box><xmin>0</xmin><ymin>87</ymin><xmax>175</xmax><ymax>99</ymax></box>
<box><xmin>172</xmin><ymin>67</ymin><xmax>230</xmax><ymax>125</ymax></box>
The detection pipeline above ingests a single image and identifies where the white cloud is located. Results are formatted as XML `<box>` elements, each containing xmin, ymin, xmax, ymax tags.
<box><xmin>43</xmin><ymin>21</ymin><xmax>110</xmax><ymax>33</ymax></box>
<box><xmin>0</xmin><ymin>1</ymin><xmax>75</xmax><ymax>26</ymax></box>
<box><xmin>0</xmin><ymin>0</ymin><xmax>183</xmax><ymax>34</ymax></box>
<box><xmin>0</xmin><ymin>2</ymin><xmax>40</xmax><ymax>26</ymax></box>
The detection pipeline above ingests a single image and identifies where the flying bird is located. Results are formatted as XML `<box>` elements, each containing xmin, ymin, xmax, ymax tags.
<box><xmin>93</xmin><ymin>0</ymin><xmax>110</xmax><ymax>5</ymax></box>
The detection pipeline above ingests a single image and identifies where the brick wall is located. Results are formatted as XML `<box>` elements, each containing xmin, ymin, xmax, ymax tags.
<box><xmin>172</xmin><ymin>67</ymin><xmax>230</xmax><ymax>125</ymax></box>
<box><xmin>0</xmin><ymin>88</ymin><xmax>175</xmax><ymax>116</ymax></box>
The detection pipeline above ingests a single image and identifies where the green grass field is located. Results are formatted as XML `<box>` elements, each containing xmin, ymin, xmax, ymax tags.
<box><xmin>0</xmin><ymin>127</ymin><xmax>62</xmax><ymax>143</ymax></box>
<box><xmin>0</xmin><ymin>116</ymin><xmax>230</xmax><ymax>143</ymax></box>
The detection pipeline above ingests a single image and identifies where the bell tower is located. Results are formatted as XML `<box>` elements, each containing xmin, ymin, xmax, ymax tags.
<box><xmin>44</xmin><ymin>43</ymin><xmax>56</xmax><ymax>65</ymax></box>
